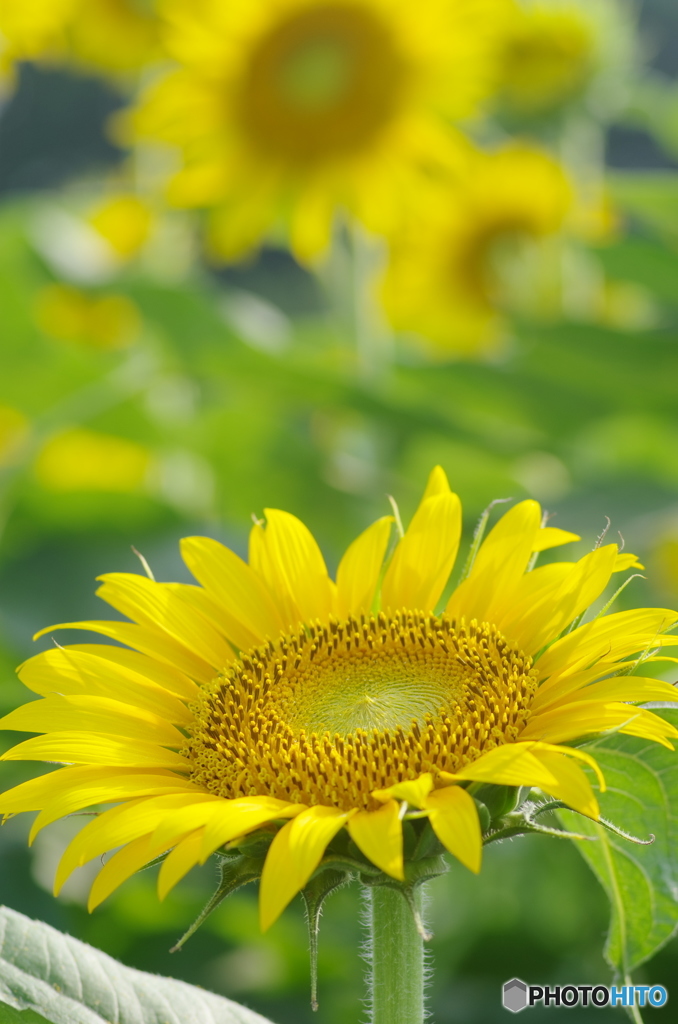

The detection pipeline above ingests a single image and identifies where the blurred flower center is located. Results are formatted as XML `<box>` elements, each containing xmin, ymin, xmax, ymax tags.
<box><xmin>188</xmin><ymin>612</ymin><xmax>538</xmax><ymax>810</ymax></box>
<box><xmin>499</xmin><ymin>12</ymin><xmax>594</xmax><ymax>113</ymax></box>
<box><xmin>456</xmin><ymin>220</ymin><xmax>532</xmax><ymax>304</ymax></box>
<box><xmin>238</xmin><ymin>4</ymin><xmax>407</xmax><ymax>162</ymax></box>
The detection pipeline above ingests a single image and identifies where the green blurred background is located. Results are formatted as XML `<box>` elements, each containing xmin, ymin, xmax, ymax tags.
<box><xmin>2</xmin><ymin>0</ymin><xmax>678</xmax><ymax>1020</ymax></box>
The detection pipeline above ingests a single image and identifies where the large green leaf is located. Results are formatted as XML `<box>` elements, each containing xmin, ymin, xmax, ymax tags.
<box><xmin>0</xmin><ymin>906</ymin><xmax>275</xmax><ymax>1024</ymax></box>
<box><xmin>559</xmin><ymin>709</ymin><xmax>678</xmax><ymax>975</ymax></box>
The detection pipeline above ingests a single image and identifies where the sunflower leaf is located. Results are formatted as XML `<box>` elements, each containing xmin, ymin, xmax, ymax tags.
<box><xmin>0</xmin><ymin>905</ymin><xmax>274</xmax><ymax>1024</ymax></box>
<box><xmin>558</xmin><ymin>708</ymin><xmax>678</xmax><ymax>975</ymax></box>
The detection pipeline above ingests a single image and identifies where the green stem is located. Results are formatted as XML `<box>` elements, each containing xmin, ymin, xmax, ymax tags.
<box><xmin>367</xmin><ymin>886</ymin><xmax>426</xmax><ymax>1024</ymax></box>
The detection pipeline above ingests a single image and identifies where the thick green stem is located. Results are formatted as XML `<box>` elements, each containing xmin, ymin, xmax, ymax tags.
<box><xmin>367</xmin><ymin>886</ymin><xmax>426</xmax><ymax>1024</ymax></box>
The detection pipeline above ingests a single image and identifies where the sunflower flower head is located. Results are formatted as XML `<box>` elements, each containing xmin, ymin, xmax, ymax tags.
<box><xmin>132</xmin><ymin>0</ymin><xmax>513</xmax><ymax>261</ymax></box>
<box><xmin>381</xmin><ymin>145</ymin><xmax>572</xmax><ymax>357</ymax></box>
<box><xmin>2</xmin><ymin>467</ymin><xmax>677</xmax><ymax>936</ymax></box>
<box><xmin>495</xmin><ymin>0</ymin><xmax>638</xmax><ymax>121</ymax></box>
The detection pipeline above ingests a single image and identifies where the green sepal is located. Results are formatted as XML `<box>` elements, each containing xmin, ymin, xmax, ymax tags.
<box><xmin>411</xmin><ymin>819</ymin><xmax>446</xmax><ymax>860</ymax></box>
<box><xmin>471</xmin><ymin>784</ymin><xmax>531</xmax><ymax>825</ymax></box>
<box><xmin>300</xmin><ymin>869</ymin><xmax>351</xmax><ymax>1012</ymax></box>
<box><xmin>169</xmin><ymin>853</ymin><xmax>265</xmax><ymax>953</ymax></box>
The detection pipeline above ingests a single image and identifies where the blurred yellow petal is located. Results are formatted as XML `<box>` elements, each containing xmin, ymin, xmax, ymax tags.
<box><xmin>0</xmin><ymin>766</ymin><xmax>181</xmax><ymax>816</ymax></box>
<box><xmin>348</xmin><ymin>800</ymin><xmax>403</xmax><ymax>879</ymax></box>
<box><xmin>533</xmin><ymin>527</ymin><xmax>580</xmax><ymax>552</ymax></box>
<box><xmin>614</xmin><ymin>552</ymin><xmax>644</xmax><ymax>572</ymax></box>
<box><xmin>89</xmin><ymin>196</ymin><xmax>153</xmax><ymax>259</ymax></box>
<box><xmin>335</xmin><ymin>516</ymin><xmax>393</xmax><ymax>619</ymax></box>
<box><xmin>35</xmin><ymin>429</ymin><xmax>148</xmax><ymax>490</ymax></box>
<box><xmin>425</xmin><ymin>785</ymin><xmax>481</xmax><ymax>873</ymax></box>
<box><xmin>259</xmin><ymin>806</ymin><xmax>349</xmax><ymax>931</ymax></box>
<box><xmin>0</xmin><ymin>405</ymin><xmax>29</xmax><ymax>467</ymax></box>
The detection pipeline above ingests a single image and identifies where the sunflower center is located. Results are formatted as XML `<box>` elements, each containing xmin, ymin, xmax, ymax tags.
<box><xmin>188</xmin><ymin>611</ymin><xmax>539</xmax><ymax>811</ymax></box>
<box><xmin>237</xmin><ymin>3</ymin><xmax>408</xmax><ymax>163</ymax></box>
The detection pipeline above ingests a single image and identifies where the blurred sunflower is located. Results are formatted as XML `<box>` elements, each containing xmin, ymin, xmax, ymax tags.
<box><xmin>495</xmin><ymin>0</ymin><xmax>636</xmax><ymax>119</ymax></box>
<box><xmin>0</xmin><ymin>0</ymin><xmax>160</xmax><ymax>86</ymax></box>
<box><xmin>1</xmin><ymin>467</ymin><xmax>676</xmax><ymax>931</ymax></box>
<box><xmin>132</xmin><ymin>0</ymin><xmax>513</xmax><ymax>261</ymax></box>
<box><xmin>0</xmin><ymin>0</ymin><xmax>74</xmax><ymax>86</ymax></box>
<box><xmin>381</xmin><ymin>145</ymin><xmax>572</xmax><ymax>357</ymax></box>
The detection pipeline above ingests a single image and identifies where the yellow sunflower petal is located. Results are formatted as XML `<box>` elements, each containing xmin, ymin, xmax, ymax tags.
<box><xmin>259</xmin><ymin>806</ymin><xmax>350</xmax><ymax>931</ymax></box>
<box><xmin>529</xmin><ymin>749</ymin><xmax>600</xmax><ymax>819</ymax></box>
<box><xmin>348</xmin><ymin>800</ymin><xmax>403</xmax><ymax>880</ymax></box>
<box><xmin>425</xmin><ymin>785</ymin><xmax>481</xmax><ymax>873</ymax></box>
<box><xmin>54</xmin><ymin>792</ymin><xmax>205</xmax><ymax>894</ymax></box>
<box><xmin>33</xmin><ymin>620</ymin><xmax>215</xmax><ymax>685</ymax></box>
<box><xmin>166</xmin><ymin>582</ymin><xmax>258</xmax><ymax>654</ymax></box>
<box><xmin>446</xmin><ymin>500</ymin><xmax>542</xmax><ymax>624</ymax></box>
<box><xmin>199</xmin><ymin>797</ymin><xmax>303</xmax><ymax>862</ymax></box>
<box><xmin>614</xmin><ymin>552</ymin><xmax>644</xmax><ymax>572</ymax></box>
<box><xmin>1</xmin><ymin>733</ymin><xmax>191</xmax><ymax>771</ymax></box>
<box><xmin>181</xmin><ymin>535</ymin><xmax>284</xmax><ymax>640</ymax></box>
<box><xmin>421</xmin><ymin>465</ymin><xmax>453</xmax><ymax>500</ymax></box>
<box><xmin>522</xmin><ymin>702</ymin><xmax>678</xmax><ymax>749</ymax></box>
<box><xmin>18</xmin><ymin>647</ymin><xmax>194</xmax><ymax>724</ymax></box>
<box><xmin>67</xmin><ymin>643</ymin><xmax>199</xmax><ymax>701</ymax></box>
<box><xmin>148</xmin><ymin>798</ymin><xmax>225</xmax><ymax>856</ymax></box>
<box><xmin>88</xmin><ymin>834</ymin><xmax>158</xmax><ymax>911</ymax></box>
<box><xmin>533</xmin><ymin>527</ymin><xmax>580</xmax><ymax>552</ymax></box>
<box><xmin>381</xmin><ymin>481</ymin><xmax>462</xmax><ymax>613</ymax></box>
<box><xmin>443</xmin><ymin>744</ymin><xmax>559</xmax><ymax>789</ymax></box>
<box><xmin>535</xmin><ymin>608</ymin><xmax>678</xmax><ymax>681</ymax></box>
<box><xmin>336</xmin><ymin>516</ymin><xmax>393</xmax><ymax>619</ymax></box>
<box><xmin>28</xmin><ymin>772</ymin><xmax>198</xmax><ymax>844</ymax></box>
<box><xmin>158</xmin><ymin>829</ymin><xmax>206</xmax><ymax>900</ymax></box>
<box><xmin>0</xmin><ymin>766</ymin><xmax>181</xmax><ymax>816</ymax></box>
<box><xmin>519</xmin><ymin>544</ymin><xmax>619</xmax><ymax>655</ymax></box>
<box><xmin>96</xmin><ymin>573</ymin><xmax>234</xmax><ymax>669</ymax></box>
<box><xmin>373</xmin><ymin>774</ymin><xmax>434</xmax><ymax>808</ymax></box>
<box><xmin>540</xmin><ymin>675</ymin><xmax>678</xmax><ymax>712</ymax></box>
<box><xmin>0</xmin><ymin>695</ymin><xmax>184</xmax><ymax>747</ymax></box>
<box><xmin>251</xmin><ymin>510</ymin><xmax>334</xmax><ymax>628</ymax></box>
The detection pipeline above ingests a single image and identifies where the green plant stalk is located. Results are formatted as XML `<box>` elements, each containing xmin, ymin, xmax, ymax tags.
<box><xmin>367</xmin><ymin>885</ymin><xmax>426</xmax><ymax>1024</ymax></box>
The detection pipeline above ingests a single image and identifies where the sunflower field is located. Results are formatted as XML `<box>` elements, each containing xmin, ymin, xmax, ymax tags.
<box><xmin>1</xmin><ymin>1</ymin><xmax>678</xmax><ymax>1022</ymax></box>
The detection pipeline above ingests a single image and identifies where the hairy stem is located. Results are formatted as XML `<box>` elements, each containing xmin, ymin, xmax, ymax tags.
<box><xmin>367</xmin><ymin>885</ymin><xmax>426</xmax><ymax>1024</ymax></box>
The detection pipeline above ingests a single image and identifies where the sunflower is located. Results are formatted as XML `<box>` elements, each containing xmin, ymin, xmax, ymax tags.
<box><xmin>0</xmin><ymin>0</ymin><xmax>75</xmax><ymax>86</ymax></box>
<box><xmin>494</xmin><ymin>0</ymin><xmax>636</xmax><ymax>120</ymax></box>
<box><xmin>1</xmin><ymin>467</ymin><xmax>677</xmax><ymax>931</ymax></box>
<box><xmin>0</xmin><ymin>0</ymin><xmax>160</xmax><ymax>86</ymax></box>
<box><xmin>131</xmin><ymin>0</ymin><xmax>513</xmax><ymax>262</ymax></box>
<box><xmin>381</xmin><ymin>144</ymin><xmax>572</xmax><ymax>357</ymax></box>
